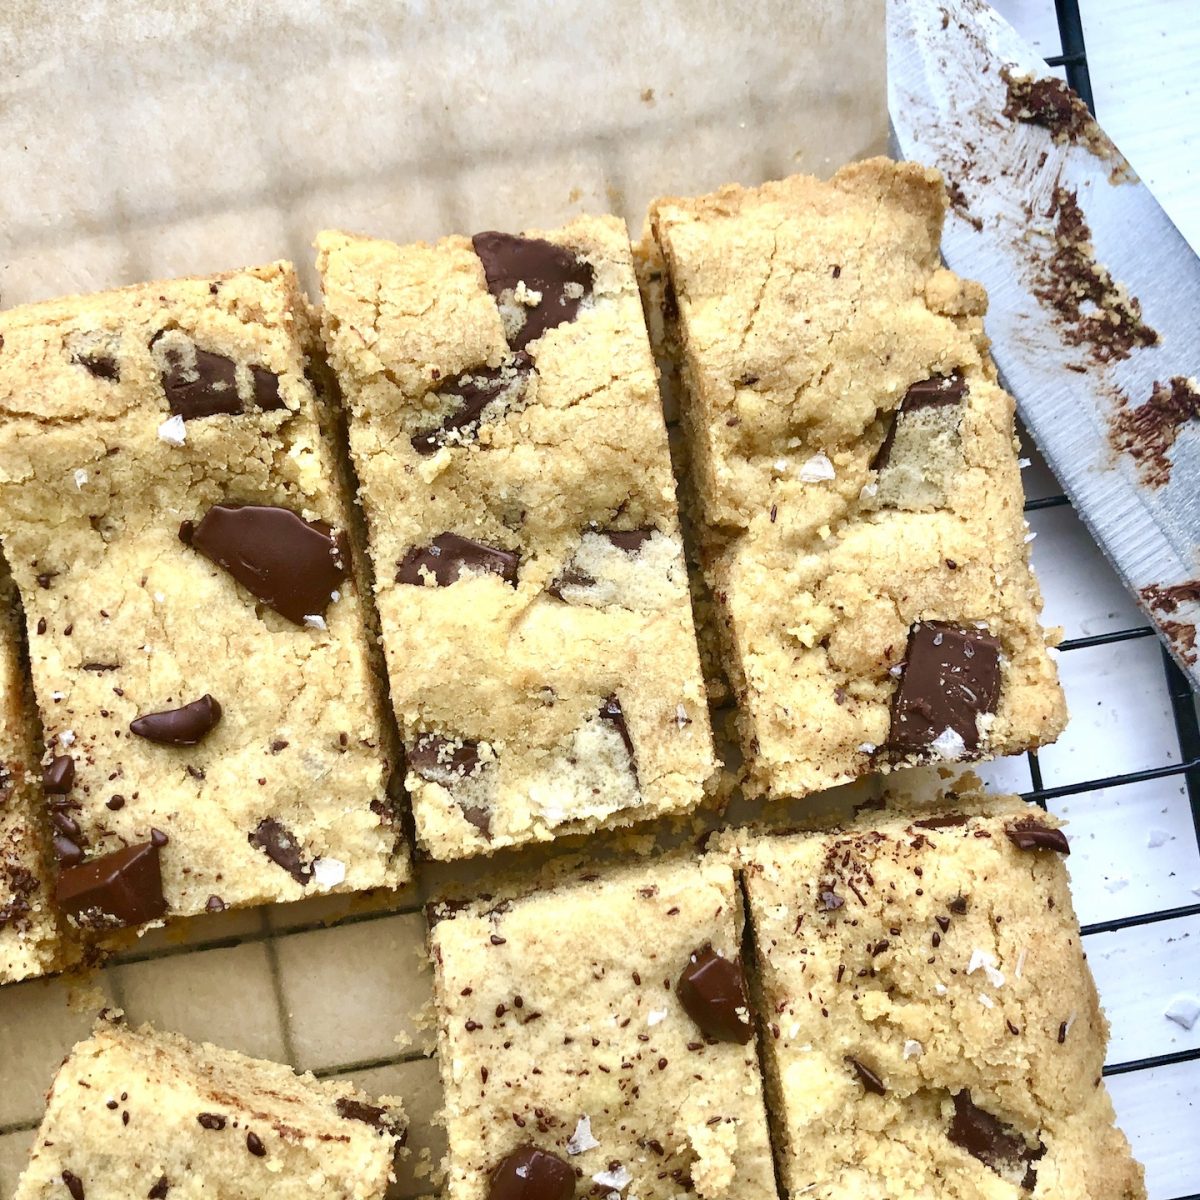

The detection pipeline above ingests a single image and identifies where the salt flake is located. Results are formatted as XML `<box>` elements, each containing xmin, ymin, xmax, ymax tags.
<box><xmin>647</xmin><ymin>1009</ymin><xmax>667</xmax><ymax>1027</ymax></box>
<box><xmin>903</xmin><ymin>1039</ymin><xmax>923</xmax><ymax>1059</ymax></box>
<box><xmin>73</xmin><ymin>469</ymin><xmax>89</xmax><ymax>490</ymax></box>
<box><xmin>592</xmin><ymin>1165</ymin><xmax>632</xmax><ymax>1190</ymax></box>
<box><xmin>58</xmin><ymin>730</ymin><xmax>76</xmax><ymax>747</ymax></box>
<box><xmin>930</xmin><ymin>727</ymin><xmax>966</xmax><ymax>761</ymax></box>
<box><xmin>304</xmin><ymin>614</ymin><xmax>327</xmax><ymax>631</ymax></box>
<box><xmin>1147</xmin><ymin>828</ymin><xmax>1171</xmax><ymax>848</ymax></box>
<box><xmin>798</xmin><ymin>452</ymin><xmax>836</xmax><ymax>483</ymax></box>
<box><xmin>311</xmin><ymin>857</ymin><xmax>346</xmax><ymax>888</ymax></box>
<box><xmin>157</xmin><ymin>414</ymin><xmax>187</xmax><ymax>446</ymax></box>
<box><xmin>1164</xmin><ymin>994</ymin><xmax>1200</xmax><ymax>1031</ymax></box>
<box><xmin>966</xmin><ymin>948</ymin><xmax>1005</xmax><ymax>989</ymax></box>
<box><xmin>568</xmin><ymin>1115</ymin><xmax>600</xmax><ymax>1155</ymax></box>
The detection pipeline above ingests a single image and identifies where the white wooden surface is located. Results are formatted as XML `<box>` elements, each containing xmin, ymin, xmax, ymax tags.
<box><xmin>987</xmin><ymin>4</ymin><xmax>1200</xmax><ymax>1195</ymax></box>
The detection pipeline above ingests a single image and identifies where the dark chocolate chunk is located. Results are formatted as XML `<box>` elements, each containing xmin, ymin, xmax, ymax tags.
<box><xmin>872</xmin><ymin>372</ymin><xmax>967</xmax><ymax>471</ymax></box>
<box><xmin>486</xmin><ymin>1144</ymin><xmax>575</xmax><ymax>1200</ymax></box>
<box><xmin>62</xmin><ymin>1171</ymin><xmax>85</xmax><ymax>1200</ymax></box>
<box><xmin>205</xmin><ymin>895</ymin><xmax>226</xmax><ymax>913</ymax></box>
<box><xmin>56</xmin><ymin>842</ymin><xmax>166</xmax><ymax>929</ymax></box>
<box><xmin>53</xmin><ymin>833</ymin><xmax>85</xmax><ymax>867</ymax></box>
<box><xmin>847</xmin><ymin>1057</ymin><xmax>887</xmax><ymax>1095</ymax></box>
<box><xmin>183</xmin><ymin>504</ymin><xmax>348</xmax><ymax>624</ymax></box>
<box><xmin>408</xmin><ymin>734</ymin><xmax>491</xmax><ymax>837</ymax></box>
<box><xmin>472</xmin><ymin>231</ymin><xmax>594</xmax><ymax>351</ymax></box>
<box><xmin>155</xmin><ymin>336</ymin><xmax>241</xmax><ymax>420</ymax></box>
<box><xmin>248</xmin><ymin>817</ymin><xmax>312</xmax><ymax>885</ymax></box>
<box><xmin>336</xmin><ymin>1096</ymin><xmax>400</xmax><ymax>1133</ymax></box>
<box><xmin>250</xmin><ymin>365</ymin><xmax>286</xmax><ymax>411</ymax></box>
<box><xmin>77</xmin><ymin>352</ymin><xmax>120</xmax><ymax>382</ymax></box>
<box><xmin>148</xmin><ymin>1177</ymin><xmax>170</xmax><ymax>1198</ymax></box>
<box><xmin>130</xmin><ymin>694</ymin><xmax>222</xmax><ymax>746</ymax></box>
<box><xmin>602</xmin><ymin>528</ymin><xmax>654</xmax><ymax>554</ymax></box>
<box><xmin>43</xmin><ymin>755</ymin><xmax>76</xmax><ymax>794</ymax></box>
<box><xmin>246</xmin><ymin>1131</ymin><xmax>266</xmax><ymax>1157</ymax></box>
<box><xmin>197</xmin><ymin>1113</ymin><xmax>227</xmax><ymax>1131</ymax></box>
<box><xmin>949</xmin><ymin>895</ymin><xmax>969</xmax><ymax>915</ymax></box>
<box><xmin>887</xmin><ymin>622</ymin><xmax>1002</xmax><ymax>755</ymax></box>
<box><xmin>947</xmin><ymin>1091</ymin><xmax>1044</xmax><ymax>1190</ymax></box>
<box><xmin>676</xmin><ymin>943</ymin><xmax>754</xmax><ymax>1044</ymax></box>
<box><xmin>150</xmin><ymin>828</ymin><xmax>169</xmax><ymax>847</ymax></box>
<box><xmin>549</xmin><ymin>527</ymin><xmax>656</xmax><ymax>598</ymax></box>
<box><xmin>1005</xmin><ymin>820</ymin><xmax>1070</xmax><ymax>855</ymax></box>
<box><xmin>396</xmin><ymin>532</ymin><xmax>518</xmax><ymax>588</ymax></box>
<box><xmin>411</xmin><ymin>352</ymin><xmax>534</xmax><ymax>454</ymax></box>
<box><xmin>599</xmin><ymin>694</ymin><xmax>636</xmax><ymax>762</ymax></box>
<box><xmin>913</xmin><ymin>813</ymin><xmax>970</xmax><ymax>829</ymax></box>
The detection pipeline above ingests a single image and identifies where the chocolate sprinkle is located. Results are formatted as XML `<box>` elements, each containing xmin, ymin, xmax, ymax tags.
<box><xmin>130</xmin><ymin>694</ymin><xmax>222</xmax><ymax>746</ymax></box>
<box><xmin>472</xmin><ymin>231</ymin><xmax>595</xmax><ymax>351</ymax></box>
<box><xmin>197</xmin><ymin>1113</ymin><xmax>227</xmax><ymax>1131</ymax></box>
<box><xmin>62</xmin><ymin>1171</ymin><xmax>85</xmax><ymax>1200</ymax></box>
<box><xmin>183</xmin><ymin>503</ymin><xmax>348</xmax><ymax>625</ymax></box>
<box><xmin>396</xmin><ymin>532</ymin><xmax>518</xmax><ymax>588</ymax></box>
<box><xmin>148</xmin><ymin>1177</ymin><xmax>170</xmax><ymax>1198</ymax></box>
<box><xmin>246</xmin><ymin>1131</ymin><xmax>266</xmax><ymax>1157</ymax></box>
<box><xmin>676</xmin><ymin>943</ymin><xmax>754</xmax><ymax>1044</ymax></box>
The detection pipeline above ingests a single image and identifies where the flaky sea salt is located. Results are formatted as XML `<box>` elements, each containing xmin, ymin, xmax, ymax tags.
<box><xmin>903</xmin><ymin>1040</ymin><xmax>923</xmax><ymax>1059</ymax></box>
<box><xmin>857</xmin><ymin>742</ymin><xmax>876</xmax><ymax>754</ymax></box>
<box><xmin>1165</xmin><ymin>995</ymin><xmax>1200</xmax><ymax>1031</ymax></box>
<box><xmin>311</xmin><ymin>857</ymin><xmax>346</xmax><ymax>888</ymax></box>
<box><xmin>966</xmin><ymin>949</ymin><xmax>1005</xmax><ymax>989</ymax></box>
<box><xmin>978</xmin><ymin>993</ymin><xmax>995</xmax><ymax>1009</ymax></box>
<box><xmin>1015</xmin><ymin>947</ymin><xmax>1028</xmax><ymax>979</ymax></box>
<box><xmin>157</xmin><ymin>414</ymin><xmax>187</xmax><ymax>446</ymax></box>
<box><xmin>568</xmin><ymin>1115</ymin><xmax>600</xmax><ymax>1155</ymax></box>
<box><xmin>930</xmin><ymin>727</ymin><xmax>966</xmax><ymax>761</ymax></box>
<box><xmin>58</xmin><ymin>730</ymin><xmax>75</xmax><ymax>747</ymax></box>
<box><xmin>73</xmin><ymin>469</ymin><xmax>89</xmax><ymax>490</ymax></box>
<box><xmin>798</xmin><ymin>452</ymin><xmax>836</xmax><ymax>483</ymax></box>
<box><xmin>1147</xmin><ymin>828</ymin><xmax>1171</xmax><ymax>848</ymax></box>
<box><xmin>593</xmin><ymin>1165</ymin><xmax>631</xmax><ymax>1190</ymax></box>
<box><xmin>647</xmin><ymin>1009</ymin><xmax>667</xmax><ymax>1027</ymax></box>
<box><xmin>304</xmin><ymin>614</ymin><xmax>328</xmax><ymax>631</ymax></box>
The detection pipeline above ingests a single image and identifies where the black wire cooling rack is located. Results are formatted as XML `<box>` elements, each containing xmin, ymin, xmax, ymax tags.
<box><xmin>1018</xmin><ymin>3</ymin><xmax>1200</xmax><ymax>1195</ymax></box>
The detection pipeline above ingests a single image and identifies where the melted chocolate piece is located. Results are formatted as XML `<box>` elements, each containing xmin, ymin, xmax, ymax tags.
<box><xmin>548</xmin><ymin>528</ymin><xmax>654</xmax><ymax>599</ymax></box>
<box><xmin>396</xmin><ymin>532</ymin><xmax>518</xmax><ymax>588</ymax></box>
<box><xmin>872</xmin><ymin>372</ymin><xmax>967</xmax><ymax>471</ymax></box>
<box><xmin>77</xmin><ymin>352</ymin><xmax>120</xmax><ymax>382</ymax></box>
<box><xmin>847</xmin><ymin>1057</ymin><xmax>887</xmax><ymax>1095</ymax></box>
<box><xmin>183</xmin><ymin>504</ymin><xmax>348</xmax><ymax>625</ymax></box>
<box><xmin>130</xmin><ymin>695</ymin><xmax>222</xmax><ymax>746</ymax></box>
<box><xmin>43</xmin><ymin>755</ymin><xmax>76</xmax><ymax>794</ymax></box>
<box><xmin>156</xmin><ymin>337</ymin><xmax>241</xmax><ymax>420</ymax></box>
<box><xmin>887</xmin><ymin>622</ymin><xmax>1002</xmax><ymax>755</ymax></box>
<box><xmin>1005</xmin><ymin>820</ymin><xmax>1070</xmax><ymax>855</ymax></box>
<box><xmin>56</xmin><ymin>842</ymin><xmax>166</xmax><ymax>929</ymax></box>
<box><xmin>948</xmin><ymin>1091</ymin><xmax>1044</xmax><ymax>1190</ymax></box>
<box><xmin>336</xmin><ymin>1097</ymin><xmax>391</xmax><ymax>1129</ymax></box>
<box><xmin>412</xmin><ymin>352</ymin><xmax>534</xmax><ymax>454</ymax></box>
<box><xmin>408</xmin><ymin>734</ymin><xmax>491</xmax><ymax>838</ymax></box>
<box><xmin>148</xmin><ymin>1177</ymin><xmax>170</xmax><ymax>1198</ymax></box>
<box><xmin>676</xmin><ymin>943</ymin><xmax>754</xmax><ymax>1044</ymax></box>
<box><xmin>486</xmin><ymin>1145</ymin><xmax>575</xmax><ymax>1200</ymax></box>
<box><xmin>248</xmin><ymin>817</ymin><xmax>312</xmax><ymax>885</ymax></box>
<box><xmin>250</xmin><ymin>366</ymin><xmax>286</xmax><ymax>411</ymax></box>
<box><xmin>598</xmin><ymin>693</ymin><xmax>636</xmax><ymax>764</ymax></box>
<box><xmin>472</xmin><ymin>231</ymin><xmax>595</xmax><ymax>351</ymax></box>
<box><xmin>62</xmin><ymin>1172</ymin><xmax>85</xmax><ymax>1200</ymax></box>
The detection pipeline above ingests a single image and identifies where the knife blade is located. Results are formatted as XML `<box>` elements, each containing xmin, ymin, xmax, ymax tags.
<box><xmin>888</xmin><ymin>0</ymin><xmax>1200</xmax><ymax>689</ymax></box>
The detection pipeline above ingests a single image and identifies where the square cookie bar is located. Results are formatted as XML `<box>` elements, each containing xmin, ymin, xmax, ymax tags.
<box><xmin>647</xmin><ymin>159</ymin><xmax>1066</xmax><ymax>799</ymax></box>
<box><xmin>429</xmin><ymin>856</ymin><xmax>777</xmax><ymax>1199</ymax></box>
<box><xmin>14</xmin><ymin>1017</ymin><xmax>406</xmax><ymax>1199</ymax></box>
<box><xmin>316</xmin><ymin>218</ymin><xmax>715</xmax><ymax>860</ymax></box>
<box><xmin>1</xmin><ymin>556</ymin><xmax>69</xmax><ymax>984</ymax></box>
<box><xmin>0</xmin><ymin>264</ymin><xmax>408</xmax><ymax>935</ymax></box>
<box><xmin>736</xmin><ymin>793</ymin><xmax>1144</xmax><ymax>1200</ymax></box>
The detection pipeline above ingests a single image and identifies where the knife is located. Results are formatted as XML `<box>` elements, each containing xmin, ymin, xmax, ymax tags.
<box><xmin>888</xmin><ymin>0</ymin><xmax>1200</xmax><ymax>690</ymax></box>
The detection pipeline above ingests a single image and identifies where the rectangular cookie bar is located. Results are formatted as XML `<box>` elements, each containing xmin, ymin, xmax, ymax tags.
<box><xmin>647</xmin><ymin>159</ymin><xmax>1066</xmax><ymax>799</ymax></box>
<box><xmin>14</xmin><ymin>1017</ymin><xmax>406</xmax><ymax>1199</ymax></box>
<box><xmin>0</xmin><ymin>555</ymin><xmax>69</xmax><ymax>984</ymax></box>
<box><xmin>316</xmin><ymin>218</ymin><xmax>715</xmax><ymax>860</ymax></box>
<box><xmin>429</xmin><ymin>856</ymin><xmax>777</xmax><ymax>1199</ymax></box>
<box><xmin>736</xmin><ymin>793</ymin><xmax>1144</xmax><ymax>1200</ymax></box>
<box><xmin>0</xmin><ymin>263</ymin><xmax>409</xmax><ymax>935</ymax></box>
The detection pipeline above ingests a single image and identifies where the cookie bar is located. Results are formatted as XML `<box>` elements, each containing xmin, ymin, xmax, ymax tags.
<box><xmin>647</xmin><ymin>158</ymin><xmax>1066</xmax><ymax>799</ymax></box>
<box><xmin>0</xmin><ymin>556</ymin><xmax>69</xmax><ymax>983</ymax></box>
<box><xmin>0</xmin><ymin>264</ymin><xmax>409</xmax><ymax>934</ymax></box>
<box><xmin>316</xmin><ymin>218</ymin><xmax>715</xmax><ymax>860</ymax></box>
<box><xmin>429</xmin><ymin>856</ymin><xmax>777</xmax><ymax>1199</ymax></box>
<box><xmin>13</xmin><ymin>1018</ymin><xmax>406</xmax><ymax>1199</ymax></box>
<box><xmin>736</xmin><ymin>794</ymin><xmax>1144</xmax><ymax>1200</ymax></box>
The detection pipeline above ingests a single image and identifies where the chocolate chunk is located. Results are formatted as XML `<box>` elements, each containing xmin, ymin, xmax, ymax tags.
<box><xmin>150</xmin><ymin>828</ymin><xmax>169</xmax><ymax>847</ymax></box>
<box><xmin>248</xmin><ymin>817</ymin><xmax>312</xmax><ymax>885</ymax></box>
<box><xmin>148</xmin><ymin>1177</ymin><xmax>170</xmax><ymax>1198</ymax></box>
<box><xmin>602</xmin><ymin>528</ymin><xmax>654</xmax><ymax>553</ymax></box>
<box><xmin>184</xmin><ymin>504</ymin><xmax>348</xmax><ymax>624</ymax></box>
<box><xmin>62</xmin><ymin>1171</ymin><xmax>85</xmax><ymax>1200</ymax></box>
<box><xmin>887</xmin><ymin>622</ymin><xmax>1002</xmax><ymax>755</ymax></box>
<box><xmin>250</xmin><ymin>365</ymin><xmax>286</xmax><ymax>411</ymax></box>
<box><xmin>53</xmin><ymin>833</ymin><xmax>85</xmax><ymax>867</ymax></box>
<box><xmin>847</xmin><ymin>1057</ymin><xmax>887</xmax><ymax>1095</ymax></box>
<box><xmin>43</xmin><ymin>755</ymin><xmax>76</xmax><ymax>794</ymax></box>
<box><xmin>913</xmin><ymin>813</ymin><xmax>969</xmax><ymax>829</ymax></box>
<box><xmin>408</xmin><ymin>735</ymin><xmax>491</xmax><ymax>837</ymax></box>
<box><xmin>948</xmin><ymin>895</ymin><xmax>969</xmax><ymax>915</ymax></box>
<box><xmin>411</xmin><ymin>352</ymin><xmax>534</xmax><ymax>454</ymax></box>
<box><xmin>676</xmin><ymin>943</ymin><xmax>754</xmax><ymax>1044</ymax></box>
<box><xmin>56</xmin><ymin>842</ymin><xmax>166</xmax><ymax>929</ymax></box>
<box><xmin>1006</xmin><ymin>820</ymin><xmax>1070</xmax><ymax>855</ymax></box>
<box><xmin>336</xmin><ymin>1096</ymin><xmax>399</xmax><ymax>1133</ymax></box>
<box><xmin>197</xmin><ymin>1113</ymin><xmax>227</xmax><ymax>1131</ymax></box>
<box><xmin>472</xmin><ymin>231</ymin><xmax>595</xmax><ymax>351</ymax></box>
<box><xmin>77</xmin><ymin>352</ymin><xmax>120</xmax><ymax>382</ymax></box>
<box><xmin>130</xmin><ymin>694</ymin><xmax>222</xmax><ymax>746</ymax></box>
<box><xmin>948</xmin><ymin>1091</ymin><xmax>1044</xmax><ymax>1190</ymax></box>
<box><xmin>549</xmin><ymin>527</ymin><xmax>656</xmax><ymax>598</ymax></box>
<box><xmin>155</xmin><ymin>336</ymin><xmax>241</xmax><ymax>420</ymax></box>
<box><xmin>246</xmin><ymin>1131</ymin><xmax>266</xmax><ymax>1157</ymax></box>
<box><xmin>872</xmin><ymin>372</ymin><xmax>967</xmax><ymax>471</ymax></box>
<box><xmin>486</xmin><ymin>1145</ymin><xmax>575</xmax><ymax>1200</ymax></box>
<box><xmin>396</xmin><ymin>532</ymin><xmax>518</xmax><ymax>588</ymax></box>
<box><xmin>599</xmin><ymin>694</ymin><xmax>636</xmax><ymax>762</ymax></box>
<box><xmin>205</xmin><ymin>895</ymin><xmax>226</xmax><ymax>913</ymax></box>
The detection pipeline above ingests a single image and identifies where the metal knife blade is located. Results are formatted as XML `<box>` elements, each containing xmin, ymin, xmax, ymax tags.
<box><xmin>888</xmin><ymin>0</ymin><xmax>1200</xmax><ymax>689</ymax></box>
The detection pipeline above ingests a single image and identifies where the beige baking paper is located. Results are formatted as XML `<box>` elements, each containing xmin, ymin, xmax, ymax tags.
<box><xmin>0</xmin><ymin>2</ymin><xmax>885</xmax><ymax>1196</ymax></box>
